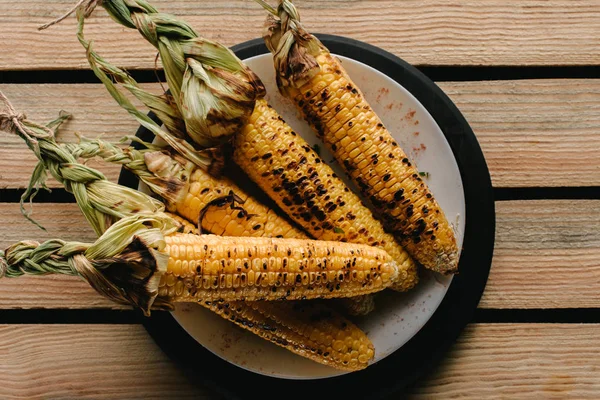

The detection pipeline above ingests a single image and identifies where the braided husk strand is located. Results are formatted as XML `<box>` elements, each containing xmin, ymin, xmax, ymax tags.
<box><xmin>0</xmin><ymin>216</ymin><xmax>173</xmax><ymax>315</ymax></box>
<box><xmin>46</xmin><ymin>0</ymin><xmax>265</xmax><ymax>147</ymax></box>
<box><xmin>257</xmin><ymin>0</ymin><xmax>324</xmax><ymax>90</ymax></box>
<box><xmin>64</xmin><ymin>138</ymin><xmax>191</xmax><ymax>207</ymax></box>
<box><xmin>100</xmin><ymin>0</ymin><xmax>266</xmax><ymax>146</ymax></box>
<box><xmin>0</xmin><ymin>91</ymin><xmax>165</xmax><ymax>236</ymax></box>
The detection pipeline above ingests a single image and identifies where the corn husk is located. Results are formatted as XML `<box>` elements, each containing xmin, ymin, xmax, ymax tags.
<box><xmin>256</xmin><ymin>0</ymin><xmax>325</xmax><ymax>89</ymax></box>
<box><xmin>78</xmin><ymin>0</ymin><xmax>265</xmax><ymax>147</ymax></box>
<box><xmin>0</xmin><ymin>91</ymin><xmax>168</xmax><ymax>235</ymax></box>
<box><xmin>0</xmin><ymin>215</ymin><xmax>172</xmax><ymax>315</ymax></box>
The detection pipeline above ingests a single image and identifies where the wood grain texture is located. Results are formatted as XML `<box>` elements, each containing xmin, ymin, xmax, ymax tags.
<box><xmin>1</xmin><ymin>324</ymin><xmax>599</xmax><ymax>398</ymax></box>
<box><xmin>438</xmin><ymin>79</ymin><xmax>600</xmax><ymax>188</ymax></box>
<box><xmin>480</xmin><ymin>200</ymin><xmax>600</xmax><ymax>309</ymax></box>
<box><xmin>410</xmin><ymin>324</ymin><xmax>600</xmax><ymax>398</ymax></box>
<box><xmin>0</xmin><ymin>83</ymin><xmax>158</xmax><ymax>189</ymax></box>
<box><xmin>1</xmin><ymin>1</ymin><xmax>599</xmax><ymax>69</ymax></box>
<box><xmin>0</xmin><ymin>324</ymin><xmax>211</xmax><ymax>399</ymax></box>
<box><xmin>1</xmin><ymin>201</ymin><xmax>599</xmax><ymax>310</ymax></box>
<box><xmin>2</xmin><ymin>80</ymin><xmax>600</xmax><ymax>189</ymax></box>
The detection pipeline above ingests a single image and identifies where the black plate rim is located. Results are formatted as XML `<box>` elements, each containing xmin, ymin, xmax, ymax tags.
<box><xmin>118</xmin><ymin>34</ymin><xmax>495</xmax><ymax>400</ymax></box>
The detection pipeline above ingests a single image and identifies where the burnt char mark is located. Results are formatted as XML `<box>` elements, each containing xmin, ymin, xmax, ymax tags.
<box><xmin>343</xmin><ymin>159</ymin><xmax>356</xmax><ymax>172</ymax></box>
<box><xmin>394</xmin><ymin>189</ymin><xmax>405</xmax><ymax>201</ymax></box>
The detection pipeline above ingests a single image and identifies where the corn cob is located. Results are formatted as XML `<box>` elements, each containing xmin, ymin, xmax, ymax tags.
<box><xmin>204</xmin><ymin>299</ymin><xmax>374</xmax><ymax>371</ymax></box>
<box><xmin>159</xmin><ymin>233</ymin><xmax>398</xmax><ymax>302</ymax></box>
<box><xmin>70</xmin><ymin>0</ymin><xmax>419</xmax><ymax>292</ymax></box>
<box><xmin>70</xmin><ymin>139</ymin><xmax>305</xmax><ymax>239</ymax></box>
<box><xmin>258</xmin><ymin>0</ymin><xmax>459</xmax><ymax>274</ymax></box>
<box><xmin>169</xmin><ymin>210</ymin><xmax>376</xmax><ymax>315</ymax></box>
<box><xmin>233</xmin><ymin>99</ymin><xmax>418</xmax><ymax>291</ymax></box>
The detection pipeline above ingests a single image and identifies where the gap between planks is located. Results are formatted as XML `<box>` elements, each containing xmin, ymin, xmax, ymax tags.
<box><xmin>0</xmin><ymin>200</ymin><xmax>598</xmax><ymax>310</ymax></box>
<box><xmin>1</xmin><ymin>0</ymin><xmax>599</xmax><ymax>69</ymax></box>
<box><xmin>0</xmin><ymin>324</ymin><xmax>598</xmax><ymax>399</ymax></box>
<box><xmin>1</xmin><ymin>79</ymin><xmax>599</xmax><ymax>189</ymax></box>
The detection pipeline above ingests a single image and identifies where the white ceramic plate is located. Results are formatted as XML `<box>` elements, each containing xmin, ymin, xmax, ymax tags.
<box><xmin>144</xmin><ymin>53</ymin><xmax>465</xmax><ymax>380</ymax></box>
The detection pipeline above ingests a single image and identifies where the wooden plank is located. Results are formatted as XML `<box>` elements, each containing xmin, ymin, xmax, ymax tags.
<box><xmin>480</xmin><ymin>200</ymin><xmax>600</xmax><ymax>309</ymax></box>
<box><xmin>1</xmin><ymin>324</ymin><xmax>599</xmax><ymax>398</ymax></box>
<box><xmin>0</xmin><ymin>83</ymin><xmax>157</xmax><ymax>189</ymax></box>
<box><xmin>1</xmin><ymin>200</ymin><xmax>599</xmax><ymax>310</ymax></box>
<box><xmin>0</xmin><ymin>324</ymin><xmax>211</xmax><ymax>399</ymax></box>
<box><xmin>438</xmin><ymin>80</ymin><xmax>600</xmax><ymax>188</ymax></box>
<box><xmin>2</xmin><ymin>80</ymin><xmax>600</xmax><ymax>189</ymax></box>
<box><xmin>1</xmin><ymin>1</ymin><xmax>599</xmax><ymax>70</ymax></box>
<box><xmin>410</xmin><ymin>324</ymin><xmax>600</xmax><ymax>398</ymax></box>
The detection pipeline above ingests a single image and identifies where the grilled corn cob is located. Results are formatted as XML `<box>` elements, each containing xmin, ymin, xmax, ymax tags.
<box><xmin>204</xmin><ymin>299</ymin><xmax>374</xmax><ymax>371</ymax></box>
<box><xmin>160</xmin><ymin>233</ymin><xmax>398</xmax><ymax>302</ymax></box>
<box><xmin>258</xmin><ymin>0</ymin><xmax>459</xmax><ymax>274</ymax></box>
<box><xmin>233</xmin><ymin>99</ymin><xmax>418</xmax><ymax>291</ymax></box>
<box><xmin>70</xmin><ymin>0</ymin><xmax>419</xmax><ymax>291</ymax></box>
<box><xmin>71</xmin><ymin>139</ymin><xmax>306</xmax><ymax>239</ymax></box>
<box><xmin>168</xmin><ymin>210</ymin><xmax>376</xmax><ymax>315</ymax></box>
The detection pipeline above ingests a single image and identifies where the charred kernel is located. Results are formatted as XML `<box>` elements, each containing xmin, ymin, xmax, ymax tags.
<box><xmin>262</xmin><ymin>153</ymin><xmax>272</xmax><ymax>160</ymax></box>
<box><xmin>251</xmin><ymin>156</ymin><xmax>259</xmax><ymax>162</ymax></box>
<box><xmin>383</xmin><ymin>174</ymin><xmax>391</xmax><ymax>182</ymax></box>
<box><xmin>394</xmin><ymin>189</ymin><xmax>405</xmax><ymax>201</ymax></box>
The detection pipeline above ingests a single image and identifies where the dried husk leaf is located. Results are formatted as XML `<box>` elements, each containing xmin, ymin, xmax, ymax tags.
<box><xmin>90</xmin><ymin>0</ymin><xmax>266</xmax><ymax>147</ymax></box>
<box><xmin>0</xmin><ymin>215</ymin><xmax>174</xmax><ymax>315</ymax></box>
<box><xmin>258</xmin><ymin>0</ymin><xmax>325</xmax><ymax>90</ymax></box>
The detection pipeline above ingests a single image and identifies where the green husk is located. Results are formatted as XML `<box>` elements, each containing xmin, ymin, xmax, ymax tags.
<box><xmin>0</xmin><ymin>91</ymin><xmax>168</xmax><ymax>235</ymax></box>
<box><xmin>75</xmin><ymin>11</ymin><xmax>224</xmax><ymax>176</ymax></box>
<box><xmin>65</xmin><ymin>0</ymin><xmax>266</xmax><ymax>148</ymax></box>
<box><xmin>256</xmin><ymin>0</ymin><xmax>325</xmax><ymax>89</ymax></box>
<box><xmin>64</xmin><ymin>136</ymin><xmax>193</xmax><ymax>208</ymax></box>
<box><xmin>0</xmin><ymin>215</ymin><xmax>172</xmax><ymax>315</ymax></box>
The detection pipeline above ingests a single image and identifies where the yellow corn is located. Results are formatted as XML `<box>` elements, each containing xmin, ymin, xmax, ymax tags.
<box><xmin>203</xmin><ymin>299</ymin><xmax>374</xmax><ymax>371</ymax></box>
<box><xmin>158</xmin><ymin>233</ymin><xmax>399</xmax><ymax>302</ymax></box>
<box><xmin>175</xmin><ymin>166</ymin><xmax>305</xmax><ymax>239</ymax></box>
<box><xmin>281</xmin><ymin>52</ymin><xmax>458</xmax><ymax>274</ymax></box>
<box><xmin>232</xmin><ymin>99</ymin><xmax>418</xmax><ymax>291</ymax></box>
<box><xmin>166</xmin><ymin>214</ymin><xmax>378</xmax><ymax>313</ymax></box>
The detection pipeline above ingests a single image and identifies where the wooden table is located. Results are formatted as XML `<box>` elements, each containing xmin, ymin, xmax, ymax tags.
<box><xmin>1</xmin><ymin>1</ymin><xmax>599</xmax><ymax>398</ymax></box>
